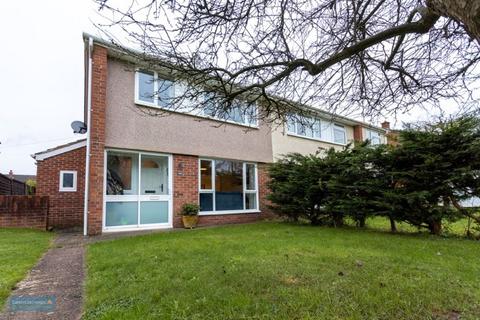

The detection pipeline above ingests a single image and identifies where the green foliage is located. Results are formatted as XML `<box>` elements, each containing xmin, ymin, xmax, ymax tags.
<box><xmin>25</xmin><ymin>179</ymin><xmax>36</xmax><ymax>188</ymax></box>
<box><xmin>392</xmin><ymin>116</ymin><xmax>480</xmax><ymax>233</ymax></box>
<box><xmin>181</xmin><ymin>203</ymin><xmax>200</xmax><ymax>216</ymax></box>
<box><xmin>267</xmin><ymin>152</ymin><xmax>333</xmax><ymax>225</ymax></box>
<box><xmin>268</xmin><ymin>116</ymin><xmax>480</xmax><ymax>235</ymax></box>
<box><xmin>25</xmin><ymin>179</ymin><xmax>36</xmax><ymax>195</ymax></box>
<box><xmin>325</xmin><ymin>143</ymin><xmax>394</xmax><ymax>227</ymax></box>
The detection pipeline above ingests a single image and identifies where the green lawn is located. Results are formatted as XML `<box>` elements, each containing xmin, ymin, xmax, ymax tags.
<box><xmin>0</xmin><ymin>228</ymin><xmax>53</xmax><ymax>308</ymax></box>
<box><xmin>85</xmin><ymin>222</ymin><xmax>480</xmax><ymax>320</ymax></box>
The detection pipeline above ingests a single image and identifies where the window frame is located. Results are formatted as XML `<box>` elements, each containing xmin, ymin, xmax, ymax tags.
<box><xmin>286</xmin><ymin>114</ymin><xmax>347</xmax><ymax>146</ymax></box>
<box><xmin>59</xmin><ymin>170</ymin><xmax>77</xmax><ymax>192</ymax></box>
<box><xmin>135</xmin><ymin>70</ymin><xmax>175</xmax><ymax>108</ymax></box>
<box><xmin>135</xmin><ymin>70</ymin><xmax>259</xmax><ymax>128</ymax></box>
<box><xmin>367</xmin><ymin>129</ymin><xmax>382</xmax><ymax>145</ymax></box>
<box><xmin>103</xmin><ymin>149</ymin><xmax>174</xmax><ymax>232</ymax></box>
<box><xmin>333</xmin><ymin>124</ymin><xmax>346</xmax><ymax>145</ymax></box>
<box><xmin>198</xmin><ymin>158</ymin><xmax>260</xmax><ymax>215</ymax></box>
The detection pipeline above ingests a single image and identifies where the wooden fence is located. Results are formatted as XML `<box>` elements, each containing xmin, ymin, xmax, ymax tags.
<box><xmin>0</xmin><ymin>173</ymin><xmax>29</xmax><ymax>195</ymax></box>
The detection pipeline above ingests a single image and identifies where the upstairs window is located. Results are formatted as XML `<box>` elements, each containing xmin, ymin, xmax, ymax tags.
<box><xmin>137</xmin><ymin>71</ymin><xmax>154</xmax><ymax>103</ymax></box>
<box><xmin>136</xmin><ymin>70</ymin><xmax>257</xmax><ymax>126</ymax></box>
<box><xmin>367</xmin><ymin>129</ymin><xmax>382</xmax><ymax>145</ymax></box>
<box><xmin>202</xmin><ymin>93</ymin><xmax>257</xmax><ymax>126</ymax></box>
<box><xmin>136</xmin><ymin>70</ymin><xmax>174</xmax><ymax>108</ymax></box>
<box><xmin>333</xmin><ymin>124</ymin><xmax>346</xmax><ymax>144</ymax></box>
<box><xmin>287</xmin><ymin>115</ymin><xmax>321</xmax><ymax>139</ymax></box>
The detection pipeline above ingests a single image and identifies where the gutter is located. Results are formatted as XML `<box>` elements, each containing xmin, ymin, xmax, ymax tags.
<box><xmin>83</xmin><ymin>37</ymin><xmax>93</xmax><ymax>236</ymax></box>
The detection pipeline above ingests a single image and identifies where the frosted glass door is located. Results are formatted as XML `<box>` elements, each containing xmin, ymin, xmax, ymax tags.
<box><xmin>140</xmin><ymin>201</ymin><xmax>169</xmax><ymax>224</ymax></box>
<box><xmin>105</xmin><ymin>151</ymin><xmax>172</xmax><ymax>230</ymax></box>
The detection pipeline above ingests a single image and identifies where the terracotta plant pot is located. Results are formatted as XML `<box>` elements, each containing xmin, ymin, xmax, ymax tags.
<box><xmin>182</xmin><ymin>215</ymin><xmax>199</xmax><ymax>229</ymax></box>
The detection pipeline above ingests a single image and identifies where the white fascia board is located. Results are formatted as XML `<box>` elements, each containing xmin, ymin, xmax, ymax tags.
<box><xmin>34</xmin><ymin>140</ymin><xmax>87</xmax><ymax>161</ymax></box>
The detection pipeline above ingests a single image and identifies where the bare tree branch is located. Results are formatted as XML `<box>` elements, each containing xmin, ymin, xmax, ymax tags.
<box><xmin>93</xmin><ymin>0</ymin><xmax>480</xmax><ymax>123</ymax></box>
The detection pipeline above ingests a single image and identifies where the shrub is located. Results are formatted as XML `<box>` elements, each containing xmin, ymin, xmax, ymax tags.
<box><xmin>267</xmin><ymin>116</ymin><xmax>480</xmax><ymax>235</ymax></box>
<box><xmin>181</xmin><ymin>203</ymin><xmax>200</xmax><ymax>216</ymax></box>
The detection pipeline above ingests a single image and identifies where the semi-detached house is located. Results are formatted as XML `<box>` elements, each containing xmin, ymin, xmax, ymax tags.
<box><xmin>33</xmin><ymin>34</ymin><xmax>387</xmax><ymax>235</ymax></box>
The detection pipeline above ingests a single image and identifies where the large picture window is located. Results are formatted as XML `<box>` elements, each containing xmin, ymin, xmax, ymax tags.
<box><xmin>199</xmin><ymin>159</ymin><xmax>258</xmax><ymax>213</ymax></box>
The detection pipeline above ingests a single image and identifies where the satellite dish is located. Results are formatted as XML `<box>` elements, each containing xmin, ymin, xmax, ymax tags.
<box><xmin>71</xmin><ymin>121</ymin><xmax>87</xmax><ymax>134</ymax></box>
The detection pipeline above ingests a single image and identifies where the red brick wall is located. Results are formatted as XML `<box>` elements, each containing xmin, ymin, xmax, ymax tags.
<box><xmin>197</xmin><ymin>213</ymin><xmax>261</xmax><ymax>227</ymax></box>
<box><xmin>258</xmin><ymin>163</ymin><xmax>275</xmax><ymax>218</ymax></box>
<box><xmin>36</xmin><ymin>147</ymin><xmax>86</xmax><ymax>229</ymax></box>
<box><xmin>0</xmin><ymin>196</ymin><xmax>49</xmax><ymax>230</ymax></box>
<box><xmin>353</xmin><ymin>125</ymin><xmax>363</xmax><ymax>142</ymax></box>
<box><xmin>87</xmin><ymin>45</ymin><xmax>108</xmax><ymax>235</ymax></box>
<box><xmin>173</xmin><ymin>154</ymin><xmax>199</xmax><ymax>228</ymax></box>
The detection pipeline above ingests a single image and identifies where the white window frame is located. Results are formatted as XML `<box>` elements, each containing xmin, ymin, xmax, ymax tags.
<box><xmin>367</xmin><ymin>129</ymin><xmax>382</xmax><ymax>145</ymax></box>
<box><xmin>198</xmin><ymin>158</ymin><xmax>260</xmax><ymax>215</ymax></box>
<box><xmin>135</xmin><ymin>70</ymin><xmax>174</xmax><ymax>108</ymax></box>
<box><xmin>286</xmin><ymin>114</ymin><xmax>347</xmax><ymax>146</ymax></box>
<box><xmin>59</xmin><ymin>170</ymin><xmax>77</xmax><ymax>192</ymax></box>
<box><xmin>243</xmin><ymin>163</ymin><xmax>258</xmax><ymax>210</ymax></box>
<box><xmin>199</xmin><ymin>159</ymin><xmax>215</xmax><ymax>211</ymax></box>
<box><xmin>333</xmin><ymin>124</ymin><xmax>347</xmax><ymax>145</ymax></box>
<box><xmin>135</xmin><ymin>69</ymin><xmax>259</xmax><ymax>129</ymax></box>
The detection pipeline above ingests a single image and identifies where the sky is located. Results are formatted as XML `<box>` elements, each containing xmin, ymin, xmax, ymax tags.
<box><xmin>0</xmin><ymin>1</ymin><xmax>98</xmax><ymax>175</ymax></box>
<box><xmin>0</xmin><ymin>0</ymin><xmax>463</xmax><ymax>175</ymax></box>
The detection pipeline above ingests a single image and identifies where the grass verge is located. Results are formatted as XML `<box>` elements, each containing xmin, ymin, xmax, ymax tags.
<box><xmin>0</xmin><ymin>228</ymin><xmax>53</xmax><ymax>308</ymax></box>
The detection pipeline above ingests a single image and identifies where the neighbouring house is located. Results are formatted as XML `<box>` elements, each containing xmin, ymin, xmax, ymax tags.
<box><xmin>380</xmin><ymin>121</ymin><xmax>401</xmax><ymax>146</ymax></box>
<box><xmin>32</xmin><ymin>34</ymin><xmax>386</xmax><ymax>235</ymax></box>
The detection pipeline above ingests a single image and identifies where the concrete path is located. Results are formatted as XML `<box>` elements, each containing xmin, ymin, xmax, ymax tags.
<box><xmin>0</xmin><ymin>233</ymin><xmax>85</xmax><ymax>320</ymax></box>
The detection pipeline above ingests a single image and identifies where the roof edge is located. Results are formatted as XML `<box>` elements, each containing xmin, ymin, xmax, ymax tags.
<box><xmin>33</xmin><ymin>139</ymin><xmax>87</xmax><ymax>161</ymax></box>
<box><xmin>82</xmin><ymin>32</ymin><xmax>386</xmax><ymax>132</ymax></box>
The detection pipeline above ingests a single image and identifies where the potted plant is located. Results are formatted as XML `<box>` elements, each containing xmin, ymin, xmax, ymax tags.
<box><xmin>181</xmin><ymin>203</ymin><xmax>200</xmax><ymax>229</ymax></box>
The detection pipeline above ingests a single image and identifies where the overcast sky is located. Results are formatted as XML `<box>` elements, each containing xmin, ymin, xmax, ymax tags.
<box><xmin>0</xmin><ymin>0</ymin><xmax>462</xmax><ymax>175</ymax></box>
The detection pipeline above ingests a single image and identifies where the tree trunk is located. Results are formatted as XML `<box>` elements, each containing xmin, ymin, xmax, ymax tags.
<box><xmin>427</xmin><ymin>0</ymin><xmax>480</xmax><ymax>41</ymax></box>
<box><xmin>333</xmin><ymin>215</ymin><xmax>344</xmax><ymax>228</ymax></box>
<box><xmin>429</xmin><ymin>219</ymin><xmax>442</xmax><ymax>235</ymax></box>
<box><xmin>389</xmin><ymin>217</ymin><xmax>397</xmax><ymax>233</ymax></box>
<box><xmin>310</xmin><ymin>217</ymin><xmax>321</xmax><ymax>226</ymax></box>
<box><xmin>358</xmin><ymin>217</ymin><xmax>366</xmax><ymax>228</ymax></box>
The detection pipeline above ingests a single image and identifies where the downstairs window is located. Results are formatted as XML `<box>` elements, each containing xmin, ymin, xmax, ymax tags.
<box><xmin>199</xmin><ymin>159</ymin><xmax>258</xmax><ymax>213</ymax></box>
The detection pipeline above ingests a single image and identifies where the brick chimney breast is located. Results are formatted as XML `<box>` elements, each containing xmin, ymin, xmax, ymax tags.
<box><xmin>381</xmin><ymin>121</ymin><xmax>390</xmax><ymax>129</ymax></box>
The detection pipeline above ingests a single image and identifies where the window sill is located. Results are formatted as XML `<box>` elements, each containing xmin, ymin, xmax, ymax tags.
<box><xmin>286</xmin><ymin>132</ymin><xmax>348</xmax><ymax>147</ymax></box>
<box><xmin>199</xmin><ymin>210</ymin><xmax>261</xmax><ymax>216</ymax></box>
<box><xmin>134</xmin><ymin>100</ymin><xmax>260</xmax><ymax>130</ymax></box>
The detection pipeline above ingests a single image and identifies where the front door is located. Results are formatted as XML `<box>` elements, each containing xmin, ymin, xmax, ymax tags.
<box><xmin>104</xmin><ymin>150</ymin><xmax>172</xmax><ymax>231</ymax></box>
